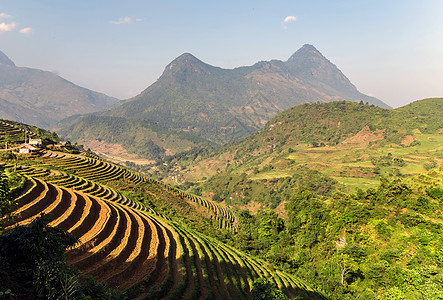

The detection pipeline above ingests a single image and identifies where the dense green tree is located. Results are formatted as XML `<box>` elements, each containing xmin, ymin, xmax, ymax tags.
<box><xmin>0</xmin><ymin>169</ymin><xmax>16</xmax><ymax>229</ymax></box>
<box><xmin>0</xmin><ymin>215</ymin><xmax>78</xmax><ymax>298</ymax></box>
<box><xmin>258</xmin><ymin>209</ymin><xmax>284</xmax><ymax>239</ymax></box>
<box><xmin>0</xmin><ymin>215</ymin><xmax>125</xmax><ymax>299</ymax></box>
<box><xmin>251</xmin><ymin>277</ymin><xmax>289</xmax><ymax>300</ymax></box>
<box><xmin>0</xmin><ymin>170</ymin><xmax>10</xmax><ymax>213</ymax></box>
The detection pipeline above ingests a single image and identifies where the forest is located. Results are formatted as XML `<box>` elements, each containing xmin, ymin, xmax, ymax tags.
<box><xmin>210</xmin><ymin>167</ymin><xmax>443</xmax><ymax>299</ymax></box>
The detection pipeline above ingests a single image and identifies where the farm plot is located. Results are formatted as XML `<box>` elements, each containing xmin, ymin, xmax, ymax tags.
<box><xmin>40</xmin><ymin>151</ymin><xmax>237</xmax><ymax>229</ymax></box>
<box><xmin>5</xmin><ymin>177</ymin><xmax>325</xmax><ymax>299</ymax></box>
<box><xmin>0</xmin><ymin>120</ymin><xmax>36</xmax><ymax>144</ymax></box>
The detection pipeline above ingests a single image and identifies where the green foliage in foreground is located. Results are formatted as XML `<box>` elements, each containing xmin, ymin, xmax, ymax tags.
<box><xmin>0</xmin><ymin>168</ymin><xmax>25</xmax><ymax>231</ymax></box>
<box><xmin>219</xmin><ymin>167</ymin><xmax>443</xmax><ymax>299</ymax></box>
<box><xmin>0</xmin><ymin>215</ymin><xmax>79</xmax><ymax>298</ymax></box>
<box><xmin>0</xmin><ymin>216</ymin><xmax>125</xmax><ymax>300</ymax></box>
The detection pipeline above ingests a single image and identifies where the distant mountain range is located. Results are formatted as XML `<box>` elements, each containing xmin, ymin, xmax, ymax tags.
<box><xmin>60</xmin><ymin>44</ymin><xmax>390</xmax><ymax>158</ymax></box>
<box><xmin>0</xmin><ymin>50</ymin><xmax>119</xmax><ymax>128</ymax></box>
<box><xmin>1</xmin><ymin>45</ymin><xmax>392</xmax><ymax>159</ymax></box>
<box><xmin>97</xmin><ymin>44</ymin><xmax>389</xmax><ymax>142</ymax></box>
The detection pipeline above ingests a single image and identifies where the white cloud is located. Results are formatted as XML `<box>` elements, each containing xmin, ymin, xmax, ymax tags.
<box><xmin>282</xmin><ymin>15</ymin><xmax>297</xmax><ymax>30</ymax></box>
<box><xmin>19</xmin><ymin>27</ymin><xmax>33</xmax><ymax>34</ymax></box>
<box><xmin>284</xmin><ymin>16</ymin><xmax>297</xmax><ymax>23</ymax></box>
<box><xmin>109</xmin><ymin>17</ymin><xmax>132</xmax><ymax>25</ymax></box>
<box><xmin>0</xmin><ymin>13</ymin><xmax>12</xmax><ymax>20</ymax></box>
<box><xmin>135</xmin><ymin>18</ymin><xmax>143</xmax><ymax>22</ymax></box>
<box><xmin>0</xmin><ymin>22</ymin><xmax>17</xmax><ymax>32</ymax></box>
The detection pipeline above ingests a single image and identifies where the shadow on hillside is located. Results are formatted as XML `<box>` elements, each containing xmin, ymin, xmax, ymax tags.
<box><xmin>67</xmin><ymin>247</ymin><xmax>328</xmax><ymax>300</ymax></box>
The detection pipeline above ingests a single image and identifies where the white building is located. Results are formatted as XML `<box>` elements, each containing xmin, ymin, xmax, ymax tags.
<box><xmin>29</xmin><ymin>139</ymin><xmax>42</xmax><ymax>146</ymax></box>
<box><xmin>19</xmin><ymin>144</ymin><xmax>37</xmax><ymax>154</ymax></box>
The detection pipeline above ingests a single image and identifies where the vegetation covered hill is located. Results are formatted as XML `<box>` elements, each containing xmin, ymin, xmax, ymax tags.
<box><xmin>2</xmin><ymin>103</ymin><xmax>442</xmax><ymax>299</ymax></box>
<box><xmin>59</xmin><ymin>44</ymin><xmax>389</xmax><ymax>154</ymax></box>
<box><xmin>0</xmin><ymin>50</ymin><xmax>118</xmax><ymax>128</ymax></box>
<box><xmin>57</xmin><ymin>115</ymin><xmax>214</xmax><ymax>161</ymax></box>
<box><xmin>159</xmin><ymin>99</ymin><xmax>442</xmax><ymax>195</ymax></box>
<box><xmin>0</xmin><ymin>118</ymin><xmax>62</xmax><ymax>149</ymax></box>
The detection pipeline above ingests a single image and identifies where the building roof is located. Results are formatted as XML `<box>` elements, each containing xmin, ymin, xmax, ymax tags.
<box><xmin>21</xmin><ymin>144</ymin><xmax>37</xmax><ymax>150</ymax></box>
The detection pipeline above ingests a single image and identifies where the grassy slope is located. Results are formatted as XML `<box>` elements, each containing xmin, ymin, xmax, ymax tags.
<box><xmin>161</xmin><ymin>99</ymin><xmax>442</xmax><ymax>200</ymax></box>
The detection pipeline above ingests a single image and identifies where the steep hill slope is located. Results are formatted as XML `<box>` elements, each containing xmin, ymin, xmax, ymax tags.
<box><xmin>0</xmin><ymin>50</ymin><xmax>119</xmax><ymax>128</ymax></box>
<box><xmin>160</xmin><ymin>98</ymin><xmax>442</xmax><ymax>192</ymax></box>
<box><xmin>224</xmin><ymin>166</ymin><xmax>443</xmax><ymax>299</ymax></box>
<box><xmin>0</xmin><ymin>121</ymin><xmax>326</xmax><ymax>299</ymax></box>
<box><xmin>57</xmin><ymin>115</ymin><xmax>214</xmax><ymax>161</ymax></box>
<box><xmin>97</xmin><ymin>44</ymin><xmax>389</xmax><ymax>144</ymax></box>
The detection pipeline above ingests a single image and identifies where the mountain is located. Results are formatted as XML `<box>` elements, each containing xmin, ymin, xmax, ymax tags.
<box><xmin>286</xmin><ymin>44</ymin><xmax>366</xmax><ymax>97</ymax></box>
<box><xmin>97</xmin><ymin>44</ymin><xmax>389</xmax><ymax>144</ymax></box>
<box><xmin>0</xmin><ymin>50</ymin><xmax>119</xmax><ymax>128</ymax></box>
<box><xmin>0</xmin><ymin>51</ymin><xmax>15</xmax><ymax>67</ymax></box>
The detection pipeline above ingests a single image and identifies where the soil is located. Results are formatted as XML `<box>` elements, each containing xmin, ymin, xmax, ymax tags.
<box><xmin>340</xmin><ymin>125</ymin><xmax>385</xmax><ymax>146</ymax></box>
<box><xmin>237</xmin><ymin>201</ymin><xmax>263</xmax><ymax>215</ymax></box>
<box><xmin>274</xmin><ymin>201</ymin><xmax>288</xmax><ymax>218</ymax></box>
<box><xmin>79</xmin><ymin>139</ymin><xmax>153</xmax><ymax>166</ymax></box>
<box><xmin>401</xmin><ymin>134</ymin><xmax>416</xmax><ymax>146</ymax></box>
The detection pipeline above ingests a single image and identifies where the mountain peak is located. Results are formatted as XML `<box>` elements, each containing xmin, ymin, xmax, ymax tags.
<box><xmin>168</xmin><ymin>52</ymin><xmax>207</xmax><ymax>67</ymax></box>
<box><xmin>0</xmin><ymin>50</ymin><xmax>16</xmax><ymax>67</ymax></box>
<box><xmin>285</xmin><ymin>44</ymin><xmax>356</xmax><ymax>93</ymax></box>
<box><xmin>287</xmin><ymin>44</ymin><xmax>326</xmax><ymax>64</ymax></box>
<box><xmin>163</xmin><ymin>52</ymin><xmax>214</xmax><ymax>77</ymax></box>
<box><xmin>175</xmin><ymin>52</ymin><xmax>200</xmax><ymax>61</ymax></box>
<box><xmin>298</xmin><ymin>43</ymin><xmax>320</xmax><ymax>53</ymax></box>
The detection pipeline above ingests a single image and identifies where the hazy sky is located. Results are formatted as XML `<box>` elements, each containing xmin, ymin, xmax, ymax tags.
<box><xmin>1</xmin><ymin>0</ymin><xmax>442</xmax><ymax>108</ymax></box>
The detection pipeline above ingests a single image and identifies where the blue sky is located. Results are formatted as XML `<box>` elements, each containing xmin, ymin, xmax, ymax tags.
<box><xmin>0</xmin><ymin>0</ymin><xmax>442</xmax><ymax>108</ymax></box>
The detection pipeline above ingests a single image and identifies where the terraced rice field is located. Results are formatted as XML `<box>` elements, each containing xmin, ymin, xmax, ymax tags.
<box><xmin>0</xmin><ymin>120</ymin><xmax>36</xmax><ymax>144</ymax></box>
<box><xmin>5</xmin><ymin>176</ymin><xmax>325</xmax><ymax>299</ymax></box>
<box><xmin>38</xmin><ymin>151</ymin><xmax>237</xmax><ymax>230</ymax></box>
<box><xmin>2</xmin><ymin>147</ymin><xmax>326</xmax><ymax>298</ymax></box>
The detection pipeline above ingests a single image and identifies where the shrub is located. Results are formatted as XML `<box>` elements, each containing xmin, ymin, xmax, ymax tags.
<box><xmin>251</xmin><ymin>277</ymin><xmax>288</xmax><ymax>300</ymax></box>
<box><xmin>0</xmin><ymin>215</ymin><xmax>78</xmax><ymax>298</ymax></box>
<box><xmin>427</xmin><ymin>188</ymin><xmax>443</xmax><ymax>200</ymax></box>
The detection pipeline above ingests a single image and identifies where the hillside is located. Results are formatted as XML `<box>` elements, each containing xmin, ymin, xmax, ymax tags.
<box><xmin>225</xmin><ymin>166</ymin><xmax>443</xmax><ymax>299</ymax></box>
<box><xmin>59</xmin><ymin>45</ymin><xmax>389</xmax><ymax>150</ymax></box>
<box><xmin>0</xmin><ymin>50</ymin><xmax>119</xmax><ymax>128</ymax></box>
<box><xmin>0</xmin><ymin>133</ymin><xmax>325</xmax><ymax>298</ymax></box>
<box><xmin>159</xmin><ymin>99</ymin><xmax>442</xmax><ymax>194</ymax></box>
<box><xmin>57</xmin><ymin>115</ymin><xmax>214</xmax><ymax>162</ymax></box>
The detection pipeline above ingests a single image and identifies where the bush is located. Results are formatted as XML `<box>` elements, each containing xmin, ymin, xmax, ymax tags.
<box><xmin>251</xmin><ymin>277</ymin><xmax>288</xmax><ymax>300</ymax></box>
<box><xmin>0</xmin><ymin>215</ymin><xmax>78</xmax><ymax>298</ymax></box>
<box><xmin>427</xmin><ymin>188</ymin><xmax>443</xmax><ymax>200</ymax></box>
